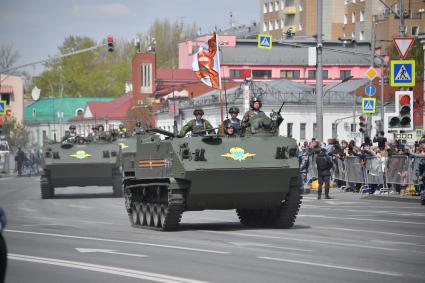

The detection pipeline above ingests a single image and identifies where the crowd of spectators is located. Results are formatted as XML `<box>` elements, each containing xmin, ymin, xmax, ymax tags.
<box><xmin>299</xmin><ymin>132</ymin><xmax>425</xmax><ymax>203</ymax></box>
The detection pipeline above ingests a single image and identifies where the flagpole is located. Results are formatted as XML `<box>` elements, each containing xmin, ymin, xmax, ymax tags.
<box><xmin>216</xmin><ymin>32</ymin><xmax>224</xmax><ymax>135</ymax></box>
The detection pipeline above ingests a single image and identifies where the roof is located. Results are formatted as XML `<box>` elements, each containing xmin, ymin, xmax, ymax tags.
<box><xmin>221</xmin><ymin>43</ymin><xmax>371</xmax><ymax>66</ymax></box>
<box><xmin>81</xmin><ymin>93</ymin><xmax>134</xmax><ymax>121</ymax></box>
<box><xmin>24</xmin><ymin>97</ymin><xmax>113</xmax><ymax>123</ymax></box>
<box><xmin>157</xmin><ymin>69</ymin><xmax>197</xmax><ymax>81</ymax></box>
<box><xmin>179</xmin><ymin>79</ymin><xmax>371</xmax><ymax>109</ymax></box>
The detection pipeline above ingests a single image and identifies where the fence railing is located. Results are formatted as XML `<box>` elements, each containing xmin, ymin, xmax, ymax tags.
<box><xmin>307</xmin><ymin>154</ymin><xmax>424</xmax><ymax>187</ymax></box>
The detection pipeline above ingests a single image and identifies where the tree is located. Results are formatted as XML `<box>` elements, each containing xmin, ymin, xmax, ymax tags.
<box><xmin>1</xmin><ymin>117</ymin><xmax>30</xmax><ymax>150</ymax></box>
<box><xmin>387</xmin><ymin>38</ymin><xmax>424</xmax><ymax>78</ymax></box>
<box><xmin>143</xmin><ymin>19</ymin><xmax>199</xmax><ymax>68</ymax></box>
<box><xmin>34</xmin><ymin>35</ymin><xmax>133</xmax><ymax>98</ymax></box>
<box><xmin>0</xmin><ymin>43</ymin><xmax>20</xmax><ymax>71</ymax></box>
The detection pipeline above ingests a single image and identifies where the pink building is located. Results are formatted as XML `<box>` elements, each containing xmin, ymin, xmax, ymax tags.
<box><xmin>179</xmin><ymin>35</ymin><xmax>380</xmax><ymax>84</ymax></box>
<box><xmin>0</xmin><ymin>74</ymin><xmax>24</xmax><ymax>125</ymax></box>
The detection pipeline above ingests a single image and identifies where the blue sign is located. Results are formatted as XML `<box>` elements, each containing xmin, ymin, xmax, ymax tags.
<box><xmin>364</xmin><ymin>85</ymin><xmax>376</xmax><ymax>97</ymax></box>
<box><xmin>390</xmin><ymin>60</ymin><xmax>415</xmax><ymax>87</ymax></box>
<box><xmin>258</xmin><ymin>34</ymin><xmax>272</xmax><ymax>50</ymax></box>
<box><xmin>362</xmin><ymin>98</ymin><xmax>376</xmax><ymax>114</ymax></box>
<box><xmin>0</xmin><ymin>100</ymin><xmax>6</xmax><ymax>115</ymax></box>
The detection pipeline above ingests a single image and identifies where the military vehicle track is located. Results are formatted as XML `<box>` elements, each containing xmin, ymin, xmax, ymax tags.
<box><xmin>124</xmin><ymin>180</ymin><xmax>185</xmax><ymax>231</ymax></box>
<box><xmin>40</xmin><ymin>173</ymin><xmax>54</xmax><ymax>199</ymax></box>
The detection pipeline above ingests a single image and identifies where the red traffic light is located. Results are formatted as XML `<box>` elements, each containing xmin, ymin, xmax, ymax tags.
<box><xmin>399</xmin><ymin>95</ymin><xmax>410</xmax><ymax>105</ymax></box>
<box><xmin>359</xmin><ymin>116</ymin><xmax>365</xmax><ymax>122</ymax></box>
<box><xmin>106</xmin><ymin>35</ymin><xmax>114</xmax><ymax>52</ymax></box>
<box><xmin>107</xmin><ymin>36</ymin><xmax>113</xmax><ymax>43</ymax></box>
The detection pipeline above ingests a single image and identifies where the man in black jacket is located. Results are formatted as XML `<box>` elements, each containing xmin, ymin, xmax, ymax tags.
<box><xmin>316</xmin><ymin>148</ymin><xmax>334</xmax><ymax>199</ymax></box>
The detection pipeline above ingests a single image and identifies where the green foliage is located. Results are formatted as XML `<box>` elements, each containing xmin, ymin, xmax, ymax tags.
<box><xmin>144</xmin><ymin>19</ymin><xmax>199</xmax><ymax>68</ymax></box>
<box><xmin>34</xmin><ymin>35</ymin><xmax>133</xmax><ymax>98</ymax></box>
<box><xmin>1</xmin><ymin>117</ymin><xmax>29</xmax><ymax>150</ymax></box>
<box><xmin>387</xmin><ymin>38</ymin><xmax>424</xmax><ymax>78</ymax></box>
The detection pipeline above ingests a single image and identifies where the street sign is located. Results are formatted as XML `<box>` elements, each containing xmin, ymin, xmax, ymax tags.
<box><xmin>0</xmin><ymin>100</ymin><xmax>6</xmax><ymax>116</ymax></box>
<box><xmin>390</xmin><ymin>60</ymin><xmax>415</xmax><ymax>87</ymax></box>
<box><xmin>416</xmin><ymin>128</ymin><xmax>423</xmax><ymax>138</ymax></box>
<box><xmin>365</xmin><ymin>66</ymin><xmax>378</xmax><ymax>80</ymax></box>
<box><xmin>258</xmin><ymin>34</ymin><xmax>272</xmax><ymax>50</ymax></box>
<box><xmin>364</xmin><ymin>85</ymin><xmax>376</xmax><ymax>97</ymax></box>
<box><xmin>393</xmin><ymin>37</ymin><xmax>415</xmax><ymax>59</ymax></box>
<box><xmin>362</xmin><ymin>97</ymin><xmax>376</xmax><ymax>114</ymax></box>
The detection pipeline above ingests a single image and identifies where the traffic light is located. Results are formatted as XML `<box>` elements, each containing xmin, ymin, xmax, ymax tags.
<box><xmin>388</xmin><ymin>91</ymin><xmax>414</xmax><ymax>131</ymax></box>
<box><xmin>359</xmin><ymin>115</ymin><xmax>366</xmax><ymax>133</ymax></box>
<box><xmin>107</xmin><ymin>36</ymin><xmax>114</xmax><ymax>52</ymax></box>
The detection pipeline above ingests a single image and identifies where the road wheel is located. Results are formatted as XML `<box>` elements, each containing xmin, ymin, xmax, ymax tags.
<box><xmin>153</xmin><ymin>203</ymin><xmax>161</xmax><ymax>227</ymax></box>
<box><xmin>275</xmin><ymin>182</ymin><xmax>303</xmax><ymax>228</ymax></box>
<box><xmin>146</xmin><ymin>203</ymin><xmax>154</xmax><ymax>226</ymax></box>
<box><xmin>159</xmin><ymin>204</ymin><xmax>167</xmax><ymax>226</ymax></box>
<box><xmin>130</xmin><ymin>203</ymin><xmax>140</xmax><ymax>225</ymax></box>
<box><xmin>140</xmin><ymin>202</ymin><xmax>148</xmax><ymax>226</ymax></box>
<box><xmin>40</xmin><ymin>175</ymin><xmax>54</xmax><ymax>199</ymax></box>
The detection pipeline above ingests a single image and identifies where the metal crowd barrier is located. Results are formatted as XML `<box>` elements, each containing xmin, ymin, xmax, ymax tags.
<box><xmin>305</xmin><ymin>153</ymin><xmax>424</xmax><ymax>189</ymax></box>
<box><xmin>0</xmin><ymin>151</ymin><xmax>11</xmax><ymax>174</ymax></box>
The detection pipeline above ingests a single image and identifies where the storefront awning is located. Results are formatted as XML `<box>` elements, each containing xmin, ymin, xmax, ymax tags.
<box><xmin>0</xmin><ymin>85</ymin><xmax>13</xmax><ymax>93</ymax></box>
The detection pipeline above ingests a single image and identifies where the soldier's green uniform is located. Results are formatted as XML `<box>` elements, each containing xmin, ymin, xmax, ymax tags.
<box><xmin>61</xmin><ymin>125</ymin><xmax>78</xmax><ymax>143</ymax></box>
<box><xmin>241</xmin><ymin>97</ymin><xmax>282</xmax><ymax>135</ymax></box>
<box><xmin>179</xmin><ymin>108</ymin><xmax>214</xmax><ymax>137</ymax></box>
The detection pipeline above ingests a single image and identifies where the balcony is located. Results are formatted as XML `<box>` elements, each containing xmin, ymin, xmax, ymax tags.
<box><xmin>283</xmin><ymin>6</ymin><xmax>296</xmax><ymax>15</ymax></box>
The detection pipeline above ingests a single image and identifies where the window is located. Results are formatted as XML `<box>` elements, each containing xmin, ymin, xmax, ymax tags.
<box><xmin>352</xmin><ymin>12</ymin><xmax>355</xmax><ymax>23</ymax></box>
<box><xmin>252</xmin><ymin>70</ymin><xmax>272</xmax><ymax>79</ymax></box>
<box><xmin>275</xmin><ymin>1</ymin><xmax>279</xmax><ymax>11</ymax></box>
<box><xmin>300</xmin><ymin>123</ymin><xmax>306</xmax><ymax>140</ymax></box>
<box><xmin>1</xmin><ymin>93</ymin><xmax>10</xmax><ymax>105</ymax></box>
<box><xmin>140</xmin><ymin>63</ymin><xmax>152</xmax><ymax>93</ymax></box>
<box><xmin>360</xmin><ymin>10</ymin><xmax>365</xmax><ymax>22</ymax></box>
<box><xmin>275</xmin><ymin>20</ymin><xmax>279</xmax><ymax>30</ymax></box>
<box><xmin>75</xmin><ymin>108</ymin><xmax>84</xmax><ymax>116</ymax></box>
<box><xmin>313</xmin><ymin>123</ymin><xmax>317</xmax><ymax>139</ymax></box>
<box><xmin>332</xmin><ymin>123</ymin><xmax>338</xmax><ymax>139</ymax></box>
<box><xmin>263</xmin><ymin>3</ymin><xmax>268</xmax><ymax>13</ymax></box>
<box><xmin>308</xmin><ymin>70</ymin><xmax>328</xmax><ymax>79</ymax></box>
<box><xmin>360</xmin><ymin>31</ymin><xmax>365</xmax><ymax>40</ymax></box>
<box><xmin>411</xmin><ymin>26</ymin><xmax>419</xmax><ymax>36</ymax></box>
<box><xmin>351</xmin><ymin>31</ymin><xmax>355</xmax><ymax>38</ymax></box>
<box><xmin>269</xmin><ymin>2</ymin><xmax>273</xmax><ymax>12</ymax></box>
<box><xmin>32</xmin><ymin>108</ymin><xmax>36</xmax><ymax>117</ymax></box>
<box><xmin>229</xmin><ymin>69</ymin><xmax>241</xmax><ymax>78</ymax></box>
<box><xmin>281</xmin><ymin>18</ymin><xmax>285</xmax><ymax>29</ymax></box>
<box><xmin>298</xmin><ymin>23</ymin><xmax>303</xmax><ymax>31</ymax></box>
<box><xmin>287</xmin><ymin>123</ymin><xmax>293</xmax><ymax>138</ymax></box>
<box><xmin>344</xmin><ymin>14</ymin><xmax>347</xmax><ymax>24</ymax></box>
<box><xmin>269</xmin><ymin>21</ymin><xmax>273</xmax><ymax>31</ymax></box>
<box><xmin>281</xmin><ymin>0</ymin><xmax>285</xmax><ymax>10</ymax></box>
<box><xmin>340</xmin><ymin>70</ymin><xmax>351</xmax><ymax>79</ymax></box>
<box><xmin>263</xmin><ymin>21</ymin><xmax>268</xmax><ymax>32</ymax></box>
<box><xmin>280</xmin><ymin>70</ymin><xmax>300</xmax><ymax>78</ymax></box>
<box><xmin>299</xmin><ymin>3</ymin><xmax>303</xmax><ymax>12</ymax></box>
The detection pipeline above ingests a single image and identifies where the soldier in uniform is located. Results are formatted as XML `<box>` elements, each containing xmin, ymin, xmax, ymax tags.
<box><xmin>223</xmin><ymin>107</ymin><xmax>241</xmax><ymax>135</ymax></box>
<box><xmin>224</xmin><ymin>124</ymin><xmax>237</xmax><ymax>137</ymax></box>
<box><xmin>96</xmin><ymin>124</ymin><xmax>109</xmax><ymax>141</ymax></box>
<box><xmin>241</xmin><ymin>97</ymin><xmax>282</xmax><ymax>135</ymax></box>
<box><xmin>178</xmin><ymin>108</ymin><xmax>214</xmax><ymax>137</ymax></box>
<box><xmin>118</xmin><ymin>124</ymin><xmax>127</xmax><ymax>138</ymax></box>
<box><xmin>61</xmin><ymin>125</ymin><xmax>78</xmax><ymax>143</ymax></box>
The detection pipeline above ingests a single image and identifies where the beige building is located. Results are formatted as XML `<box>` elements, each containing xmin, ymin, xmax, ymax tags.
<box><xmin>260</xmin><ymin>0</ymin><xmax>301</xmax><ymax>39</ymax></box>
<box><xmin>0</xmin><ymin>74</ymin><xmax>24</xmax><ymax>124</ymax></box>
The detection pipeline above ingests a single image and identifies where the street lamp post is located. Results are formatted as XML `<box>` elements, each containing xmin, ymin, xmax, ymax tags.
<box><xmin>316</xmin><ymin>0</ymin><xmax>324</xmax><ymax>142</ymax></box>
<box><xmin>418</xmin><ymin>33</ymin><xmax>425</xmax><ymax>133</ymax></box>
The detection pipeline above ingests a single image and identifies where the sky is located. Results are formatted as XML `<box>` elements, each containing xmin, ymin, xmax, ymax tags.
<box><xmin>0</xmin><ymin>0</ymin><xmax>259</xmax><ymax>75</ymax></box>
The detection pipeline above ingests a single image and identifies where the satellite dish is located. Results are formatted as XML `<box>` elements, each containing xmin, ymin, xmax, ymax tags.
<box><xmin>31</xmin><ymin>86</ymin><xmax>41</xmax><ymax>101</ymax></box>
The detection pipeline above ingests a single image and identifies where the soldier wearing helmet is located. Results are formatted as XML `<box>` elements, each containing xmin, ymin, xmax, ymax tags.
<box><xmin>223</xmin><ymin>106</ymin><xmax>241</xmax><ymax>135</ymax></box>
<box><xmin>118</xmin><ymin>123</ymin><xmax>127</xmax><ymax>138</ymax></box>
<box><xmin>61</xmin><ymin>125</ymin><xmax>78</xmax><ymax>143</ymax></box>
<box><xmin>178</xmin><ymin>108</ymin><xmax>214</xmax><ymax>137</ymax></box>
<box><xmin>241</xmin><ymin>97</ymin><xmax>282</xmax><ymax>135</ymax></box>
<box><xmin>224</xmin><ymin>124</ymin><xmax>236</xmax><ymax>137</ymax></box>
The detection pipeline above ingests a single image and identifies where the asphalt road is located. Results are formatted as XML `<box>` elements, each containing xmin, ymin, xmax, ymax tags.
<box><xmin>0</xmin><ymin>176</ymin><xmax>424</xmax><ymax>283</ymax></box>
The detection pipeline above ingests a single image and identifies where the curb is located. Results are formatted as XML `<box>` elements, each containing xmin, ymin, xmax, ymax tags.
<box><xmin>362</xmin><ymin>194</ymin><xmax>422</xmax><ymax>203</ymax></box>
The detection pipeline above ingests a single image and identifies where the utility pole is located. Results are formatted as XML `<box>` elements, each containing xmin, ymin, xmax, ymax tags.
<box><xmin>399</xmin><ymin>0</ymin><xmax>405</xmax><ymax>37</ymax></box>
<box><xmin>316</xmin><ymin>0</ymin><xmax>324</xmax><ymax>142</ymax></box>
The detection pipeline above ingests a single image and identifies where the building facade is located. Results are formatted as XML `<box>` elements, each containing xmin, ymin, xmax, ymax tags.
<box><xmin>260</xmin><ymin>0</ymin><xmax>301</xmax><ymax>39</ymax></box>
<box><xmin>0</xmin><ymin>74</ymin><xmax>24</xmax><ymax>125</ymax></box>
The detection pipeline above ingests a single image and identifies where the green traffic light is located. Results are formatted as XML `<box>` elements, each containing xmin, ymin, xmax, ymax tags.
<box><xmin>389</xmin><ymin>117</ymin><xmax>400</xmax><ymax>127</ymax></box>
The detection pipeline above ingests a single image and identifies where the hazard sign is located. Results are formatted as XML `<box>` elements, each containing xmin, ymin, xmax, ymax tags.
<box><xmin>390</xmin><ymin>60</ymin><xmax>415</xmax><ymax>87</ymax></box>
<box><xmin>362</xmin><ymin>97</ymin><xmax>376</xmax><ymax>114</ymax></box>
<box><xmin>0</xmin><ymin>100</ymin><xmax>6</xmax><ymax>116</ymax></box>
<box><xmin>258</xmin><ymin>34</ymin><xmax>272</xmax><ymax>50</ymax></box>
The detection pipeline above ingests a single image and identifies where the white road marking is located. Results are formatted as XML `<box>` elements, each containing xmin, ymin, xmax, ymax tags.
<box><xmin>302</xmin><ymin>206</ymin><xmax>425</xmax><ymax>217</ymax></box>
<box><xmin>317</xmin><ymin>227</ymin><xmax>425</xmax><ymax>239</ymax></box>
<box><xmin>228</xmin><ymin>242</ymin><xmax>313</xmax><ymax>252</ymax></box>
<box><xmin>6</xmin><ymin>229</ymin><xmax>230</xmax><ymax>255</ymax></box>
<box><xmin>9</xmin><ymin>253</ymin><xmax>209</xmax><ymax>283</ymax></box>
<box><xmin>299</xmin><ymin>214</ymin><xmax>425</xmax><ymax>225</ymax></box>
<box><xmin>258</xmin><ymin>256</ymin><xmax>403</xmax><ymax>277</ymax></box>
<box><xmin>76</xmin><ymin>248</ymin><xmax>148</xmax><ymax>258</ymax></box>
<box><xmin>372</xmin><ymin>240</ymin><xmax>425</xmax><ymax>248</ymax></box>
<box><xmin>203</xmin><ymin>231</ymin><xmax>398</xmax><ymax>251</ymax></box>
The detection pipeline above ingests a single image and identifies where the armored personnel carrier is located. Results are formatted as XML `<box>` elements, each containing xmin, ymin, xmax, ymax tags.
<box><xmin>122</xmin><ymin>126</ymin><xmax>302</xmax><ymax>231</ymax></box>
<box><xmin>40</xmin><ymin>136</ymin><xmax>122</xmax><ymax>199</ymax></box>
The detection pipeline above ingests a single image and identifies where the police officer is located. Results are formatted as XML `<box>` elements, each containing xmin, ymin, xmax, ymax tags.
<box><xmin>223</xmin><ymin>107</ymin><xmax>241</xmax><ymax>135</ymax></box>
<box><xmin>61</xmin><ymin>125</ymin><xmax>78</xmax><ymax>143</ymax></box>
<box><xmin>179</xmin><ymin>108</ymin><xmax>214</xmax><ymax>137</ymax></box>
<box><xmin>316</xmin><ymin>148</ymin><xmax>334</xmax><ymax>199</ymax></box>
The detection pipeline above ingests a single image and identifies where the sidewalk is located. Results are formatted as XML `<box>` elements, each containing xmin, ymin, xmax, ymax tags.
<box><xmin>362</xmin><ymin>193</ymin><xmax>422</xmax><ymax>203</ymax></box>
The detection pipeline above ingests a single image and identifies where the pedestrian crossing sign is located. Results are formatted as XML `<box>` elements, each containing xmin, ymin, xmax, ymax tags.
<box><xmin>390</xmin><ymin>60</ymin><xmax>415</xmax><ymax>87</ymax></box>
<box><xmin>0</xmin><ymin>100</ymin><xmax>6</xmax><ymax>116</ymax></box>
<box><xmin>258</xmin><ymin>34</ymin><xmax>272</xmax><ymax>50</ymax></box>
<box><xmin>362</xmin><ymin>97</ymin><xmax>376</xmax><ymax>114</ymax></box>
